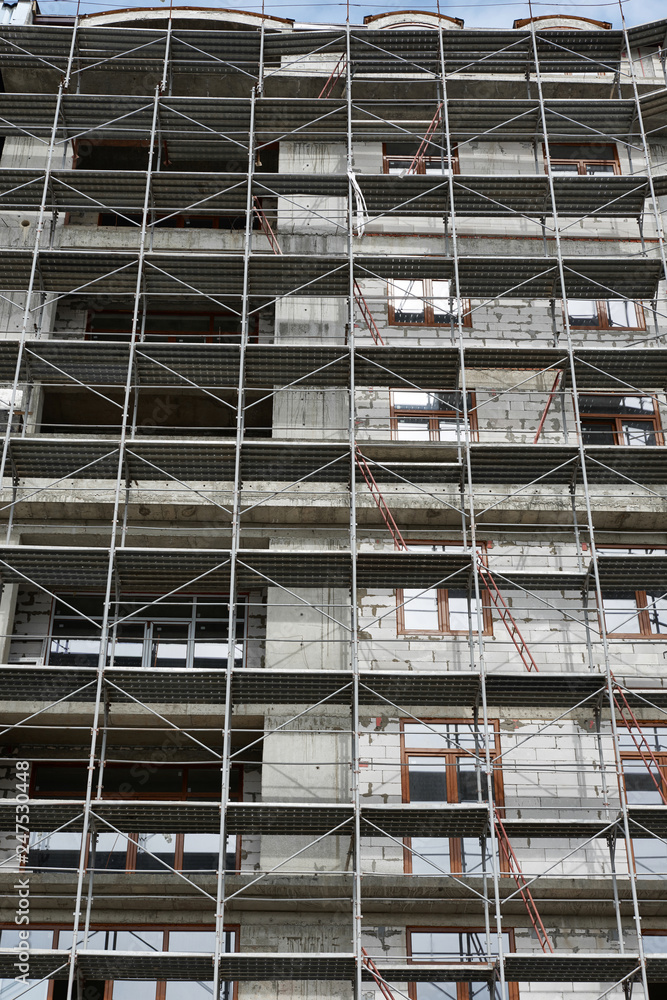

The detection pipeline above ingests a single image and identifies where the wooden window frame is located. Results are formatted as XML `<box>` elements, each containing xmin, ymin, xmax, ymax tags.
<box><xmin>396</xmin><ymin>541</ymin><xmax>492</xmax><ymax>636</ymax></box>
<box><xmin>390</xmin><ymin>391</ymin><xmax>478</xmax><ymax>443</ymax></box>
<box><xmin>406</xmin><ymin>925</ymin><xmax>519</xmax><ymax>1000</ymax></box>
<box><xmin>599</xmin><ymin>590</ymin><xmax>667</xmax><ymax>638</ymax></box>
<box><xmin>28</xmin><ymin>763</ymin><xmax>244</xmax><ymax>874</ymax></box>
<box><xmin>578</xmin><ymin>392</ymin><xmax>662</xmax><ymax>447</ymax></box>
<box><xmin>400</xmin><ymin>718</ymin><xmax>504</xmax><ymax>876</ymax></box>
<box><xmin>382</xmin><ymin>141</ymin><xmax>460</xmax><ymax>177</ymax></box>
<box><xmin>0</xmin><ymin>923</ymin><xmax>240</xmax><ymax>1000</ymax></box>
<box><xmin>565</xmin><ymin>299</ymin><xmax>646</xmax><ymax>331</ymax></box>
<box><xmin>387</xmin><ymin>279</ymin><xmax>472</xmax><ymax>328</ymax></box>
<box><xmin>543</xmin><ymin>141</ymin><xmax>621</xmax><ymax>176</ymax></box>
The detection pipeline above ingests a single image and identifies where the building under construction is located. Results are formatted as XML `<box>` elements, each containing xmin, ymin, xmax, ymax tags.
<box><xmin>0</xmin><ymin>1</ymin><xmax>667</xmax><ymax>997</ymax></box>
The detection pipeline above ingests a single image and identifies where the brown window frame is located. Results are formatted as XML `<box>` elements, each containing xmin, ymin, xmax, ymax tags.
<box><xmin>400</xmin><ymin>719</ymin><xmax>504</xmax><ymax>877</ymax></box>
<box><xmin>390</xmin><ymin>390</ymin><xmax>478</xmax><ymax>443</ymax></box>
<box><xmin>382</xmin><ymin>141</ymin><xmax>460</xmax><ymax>177</ymax></box>
<box><xmin>28</xmin><ymin>762</ymin><xmax>243</xmax><ymax>874</ymax></box>
<box><xmin>543</xmin><ymin>141</ymin><xmax>620</xmax><ymax>176</ymax></box>
<box><xmin>406</xmin><ymin>925</ymin><xmax>519</xmax><ymax>1000</ymax></box>
<box><xmin>565</xmin><ymin>299</ymin><xmax>646</xmax><ymax>331</ymax></box>
<box><xmin>578</xmin><ymin>392</ymin><xmax>663</xmax><ymax>447</ymax></box>
<box><xmin>388</xmin><ymin>278</ymin><xmax>472</xmax><ymax>328</ymax></box>
<box><xmin>599</xmin><ymin>590</ymin><xmax>667</xmax><ymax>638</ymax></box>
<box><xmin>0</xmin><ymin>923</ymin><xmax>240</xmax><ymax>1000</ymax></box>
<box><xmin>396</xmin><ymin>541</ymin><xmax>492</xmax><ymax>637</ymax></box>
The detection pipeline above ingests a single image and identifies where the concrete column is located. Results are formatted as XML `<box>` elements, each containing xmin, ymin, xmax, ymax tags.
<box><xmin>0</xmin><ymin>582</ymin><xmax>19</xmax><ymax>663</ymax></box>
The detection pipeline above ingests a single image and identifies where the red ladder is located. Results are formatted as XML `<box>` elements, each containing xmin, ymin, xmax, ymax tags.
<box><xmin>318</xmin><ymin>54</ymin><xmax>347</xmax><ymax>99</ymax></box>
<box><xmin>354</xmin><ymin>280</ymin><xmax>385</xmax><ymax>345</ymax></box>
<box><xmin>612</xmin><ymin>677</ymin><xmax>667</xmax><ymax>805</ymax></box>
<box><xmin>533</xmin><ymin>371</ymin><xmax>563</xmax><ymax>444</ymax></box>
<box><xmin>407</xmin><ymin>103</ymin><xmax>443</xmax><ymax>175</ymax></box>
<box><xmin>495</xmin><ymin>811</ymin><xmax>554</xmax><ymax>953</ymax></box>
<box><xmin>362</xmin><ymin>947</ymin><xmax>398</xmax><ymax>1000</ymax></box>
<box><xmin>253</xmin><ymin>196</ymin><xmax>282</xmax><ymax>254</ymax></box>
<box><xmin>478</xmin><ymin>563</ymin><xmax>539</xmax><ymax>673</ymax></box>
<box><xmin>355</xmin><ymin>448</ymin><xmax>406</xmax><ymax>550</ymax></box>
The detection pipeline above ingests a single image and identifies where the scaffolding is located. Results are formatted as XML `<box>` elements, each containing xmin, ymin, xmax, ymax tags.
<box><xmin>0</xmin><ymin>3</ymin><xmax>664</xmax><ymax>999</ymax></box>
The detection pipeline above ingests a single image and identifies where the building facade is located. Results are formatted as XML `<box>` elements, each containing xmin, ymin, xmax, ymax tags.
<box><xmin>0</xmin><ymin>2</ymin><xmax>665</xmax><ymax>998</ymax></box>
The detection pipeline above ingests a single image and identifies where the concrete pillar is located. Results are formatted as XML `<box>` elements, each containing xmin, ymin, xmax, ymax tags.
<box><xmin>0</xmin><ymin>583</ymin><xmax>19</xmax><ymax>662</ymax></box>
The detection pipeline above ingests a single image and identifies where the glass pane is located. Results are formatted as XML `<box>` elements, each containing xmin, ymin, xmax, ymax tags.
<box><xmin>581</xmin><ymin>420</ymin><xmax>616</xmax><ymax>446</ymax></box>
<box><xmin>448</xmin><ymin>591</ymin><xmax>470</xmax><ymax>630</ymax></box>
<box><xmin>0</xmin><ymin>929</ymin><xmax>54</xmax><ymax>948</ymax></box>
<box><xmin>424</xmin><ymin>158</ymin><xmax>452</xmax><ymax>177</ymax></box>
<box><xmin>0</xmin><ymin>980</ymin><xmax>49</xmax><ymax>999</ymax></box>
<box><xmin>586</xmin><ymin>163</ymin><xmax>615</xmax><ymax>175</ymax></box>
<box><xmin>410</xmin><ymin>836</ymin><xmax>450</xmax><ymax>874</ymax></box>
<box><xmin>624</xmin><ymin>761</ymin><xmax>664</xmax><ymax>804</ymax></box>
<box><xmin>645</xmin><ymin>593</ymin><xmax>667</xmax><ymax>635</ymax></box>
<box><xmin>404</xmin><ymin>722</ymin><xmax>481</xmax><ymax>750</ymax></box>
<box><xmin>402</xmin><ymin>588</ymin><xmax>439</xmax><ymax>630</ymax></box>
<box><xmin>52</xmin><ymin>985</ymin><xmax>105</xmax><ymax>1000</ymax></box>
<box><xmin>387</xmin><ymin>158</ymin><xmax>410</xmax><ymax>175</ymax></box>
<box><xmin>168</xmin><ymin>931</ymin><xmax>215</xmax><ymax>952</ymax></box>
<box><xmin>392</xmin><ymin>280</ymin><xmax>425</xmax><ymax>323</ymax></box>
<box><xmin>552</xmin><ymin>162</ymin><xmax>580</xmax><ymax>174</ymax></box>
<box><xmin>456</xmin><ymin>759</ymin><xmax>480</xmax><ymax>802</ymax></box>
<box><xmin>412</xmin><ymin>931</ymin><xmax>461</xmax><ymax>960</ymax></box>
<box><xmin>408</xmin><ymin>756</ymin><xmax>447</xmax><ymax>802</ymax></box>
<box><xmin>607</xmin><ymin>300</ymin><xmax>638</xmax><ymax>328</ymax></box>
<box><xmin>620</xmin><ymin>420</ymin><xmax>656</xmax><ymax>447</ymax></box>
<box><xmin>437</xmin><ymin>418</ymin><xmax>462</xmax><ymax>443</ymax></box>
<box><xmin>112</xmin><ymin>982</ymin><xmax>158</xmax><ymax>999</ymax></box>
<box><xmin>432</xmin><ymin>279</ymin><xmax>457</xmax><ymax>321</ymax></box>
<box><xmin>92</xmin><ymin>831</ymin><xmax>128</xmax><ymax>871</ymax></box>
<box><xmin>460</xmin><ymin>837</ymin><xmax>488</xmax><ymax>875</ymax></box>
<box><xmin>393</xmin><ymin>390</ymin><xmax>438</xmax><ymax>411</ymax></box>
<box><xmin>602</xmin><ymin>593</ymin><xmax>642</xmax><ymax>635</ymax></box>
<box><xmin>580</xmin><ymin>394</ymin><xmax>654</xmax><ymax>415</ymax></box>
<box><xmin>104</xmin><ymin>765</ymin><xmax>183</xmax><ymax>797</ymax></box>
<box><xmin>567</xmin><ymin>300</ymin><xmax>599</xmax><ymax>326</ymax></box>
<box><xmin>32</xmin><ymin>764</ymin><xmax>89</xmax><ymax>796</ymax></box>
<box><xmin>165</xmin><ymin>985</ymin><xmax>217</xmax><ymax>999</ymax></box>
<box><xmin>133</xmin><ymin>832</ymin><xmax>176</xmax><ymax>871</ymax></box>
<box><xmin>415</xmin><ymin>985</ymin><xmax>457</xmax><ymax>1000</ymax></box>
<box><xmin>28</xmin><ymin>830</ymin><xmax>82</xmax><ymax>872</ymax></box>
<box><xmin>181</xmin><ymin>833</ymin><xmax>237</xmax><ymax>872</ymax></box>
<box><xmin>643</xmin><ymin>934</ymin><xmax>667</xmax><ymax>953</ymax></box>
<box><xmin>48</xmin><ymin>637</ymin><xmax>100</xmax><ymax>667</ymax></box>
<box><xmin>113</xmin><ymin>931</ymin><xmax>163</xmax><ymax>952</ymax></box>
<box><xmin>633</xmin><ymin>838</ymin><xmax>667</xmax><ymax>878</ymax></box>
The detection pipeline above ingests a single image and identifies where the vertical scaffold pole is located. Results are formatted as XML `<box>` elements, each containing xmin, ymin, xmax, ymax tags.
<box><xmin>528</xmin><ymin>4</ymin><xmax>650</xmax><ymax>994</ymax></box>
<box><xmin>345</xmin><ymin>20</ymin><xmax>364</xmax><ymax>1000</ymax></box>
<box><xmin>213</xmin><ymin>17</ymin><xmax>263</xmax><ymax>999</ymax></box>
<box><xmin>65</xmin><ymin>16</ymin><xmax>172</xmax><ymax>1000</ymax></box>
<box><xmin>436</xmin><ymin>23</ymin><xmax>506</xmax><ymax>992</ymax></box>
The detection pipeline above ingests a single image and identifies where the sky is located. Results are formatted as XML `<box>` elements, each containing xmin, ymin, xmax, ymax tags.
<box><xmin>34</xmin><ymin>0</ymin><xmax>667</xmax><ymax>30</ymax></box>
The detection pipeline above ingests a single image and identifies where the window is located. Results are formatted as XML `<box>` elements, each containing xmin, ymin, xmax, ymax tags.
<box><xmin>388</xmin><ymin>280</ymin><xmax>470</xmax><ymax>327</ymax></box>
<box><xmin>85</xmin><ymin>309</ymin><xmax>254</xmax><ymax>344</ymax></box>
<box><xmin>579</xmin><ymin>394</ymin><xmax>662</xmax><ymax>447</ymax></box>
<box><xmin>620</xmin><ymin>730</ymin><xmax>667</xmax><ymax>880</ymax></box>
<box><xmin>47</xmin><ymin>595</ymin><xmax>245</xmax><ymax>670</ymax></box>
<box><xmin>601</xmin><ymin>591</ymin><xmax>667</xmax><ymax>637</ymax></box>
<box><xmin>27</xmin><ymin>764</ymin><xmax>242</xmax><ymax>876</ymax></box>
<box><xmin>383</xmin><ymin>142</ymin><xmax>458</xmax><ymax>176</ymax></box>
<box><xmin>397</xmin><ymin>543</ymin><xmax>491</xmax><ymax>636</ymax></box>
<box><xmin>391</xmin><ymin>392</ymin><xmax>475</xmax><ymax>443</ymax></box>
<box><xmin>0</xmin><ymin>926</ymin><xmax>238</xmax><ymax>1000</ymax></box>
<box><xmin>401</xmin><ymin>720</ymin><xmax>502</xmax><ymax>876</ymax></box>
<box><xmin>545</xmin><ymin>142</ymin><xmax>619</xmax><ymax>176</ymax></box>
<box><xmin>643</xmin><ymin>933</ymin><xmax>667</xmax><ymax>999</ymax></box>
<box><xmin>566</xmin><ymin>299</ymin><xmax>645</xmax><ymax>330</ymax></box>
<box><xmin>407</xmin><ymin>928</ymin><xmax>517</xmax><ymax>1000</ymax></box>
